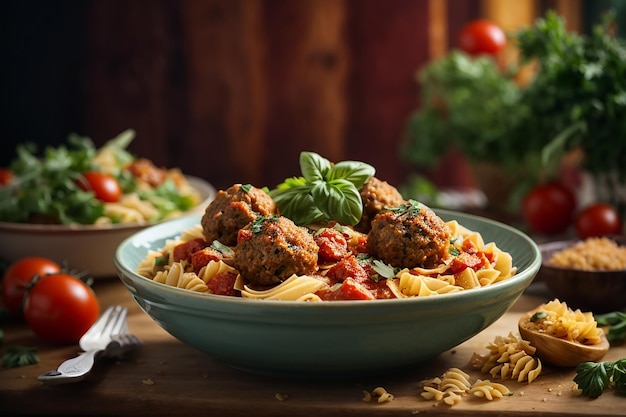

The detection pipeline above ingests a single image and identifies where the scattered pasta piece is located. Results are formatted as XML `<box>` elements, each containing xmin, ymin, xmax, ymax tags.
<box><xmin>470</xmin><ymin>332</ymin><xmax>542</xmax><ymax>383</ymax></box>
<box><xmin>274</xmin><ymin>393</ymin><xmax>289</xmax><ymax>401</ymax></box>
<box><xmin>363</xmin><ymin>387</ymin><xmax>394</xmax><ymax>404</ymax></box>
<box><xmin>419</xmin><ymin>367</ymin><xmax>510</xmax><ymax>406</ymax></box>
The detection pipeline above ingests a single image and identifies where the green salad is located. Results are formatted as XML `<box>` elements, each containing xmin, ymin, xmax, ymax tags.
<box><xmin>0</xmin><ymin>129</ymin><xmax>201</xmax><ymax>225</ymax></box>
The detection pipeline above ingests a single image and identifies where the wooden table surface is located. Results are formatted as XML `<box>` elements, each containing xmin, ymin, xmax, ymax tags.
<box><xmin>1</xmin><ymin>278</ymin><xmax>624</xmax><ymax>416</ymax></box>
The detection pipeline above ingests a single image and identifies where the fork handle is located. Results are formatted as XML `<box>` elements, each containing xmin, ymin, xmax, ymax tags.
<box><xmin>38</xmin><ymin>349</ymin><xmax>101</xmax><ymax>385</ymax></box>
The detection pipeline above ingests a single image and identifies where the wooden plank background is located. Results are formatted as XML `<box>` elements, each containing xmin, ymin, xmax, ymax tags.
<box><xmin>1</xmin><ymin>0</ymin><xmax>586</xmax><ymax>192</ymax></box>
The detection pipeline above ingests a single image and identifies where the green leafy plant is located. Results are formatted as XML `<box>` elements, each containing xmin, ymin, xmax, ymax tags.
<box><xmin>514</xmin><ymin>10</ymin><xmax>626</xmax><ymax>182</ymax></box>
<box><xmin>401</xmin><ymin>10</ymin><xmax>626</xmax><ymax>214</ymax></box>
<box><xmin>1</xmin><ymin>346</ymin><xmax>39</xmax><ymax>369</ymax></box>
<box><xmin>574</xmin><ymin>358</ymin><xmax>626</xmax><ymax>398</ymax></box>
<box><xmin>402</xmin><ymin>51</ymin><xmax>524</xmax><ymax>171</ymax></box>
<box><xmin>595</xmin><ymin>311</ymin><xmax>626</xmax><ymax>343</ymax></box>
<box><xmin>270</xmin><ymin>152</ymin><xmax>375</xmax><ymax>226</ymax></box>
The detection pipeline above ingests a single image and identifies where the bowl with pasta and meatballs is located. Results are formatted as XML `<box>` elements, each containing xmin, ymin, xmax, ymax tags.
<box><xmin>115</xmin><ymin>152</ymin><xmax>541</xmax><ymax>377</ymax></box>
<box><xmin>0</xmin><ymin>130</ymin><xmax>216</xmax><ymax>277</ymax></box>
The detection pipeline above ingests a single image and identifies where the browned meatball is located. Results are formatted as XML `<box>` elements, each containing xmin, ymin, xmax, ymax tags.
<box><xmin>355</xmin><ymin>176</ymin><xmax>406</xmax><ymax>233</ymax></box>
<box><xmin>233</xmin><ymin>216</ymin><xmax>319</xmax><ymax>286</ymax></box>
<box><xmin>201</xmin><ymin>184</ymin><xmax>279</xmax><ymax>246</ymax></box>
<box><xmin>367</xmin><ymin>202</ymin><xmax>451</xmax><ymax>268</ymax></box>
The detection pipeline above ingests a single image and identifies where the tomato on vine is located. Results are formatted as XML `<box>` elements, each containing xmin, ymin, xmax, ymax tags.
<box><xmin>23</xmin><ymin>273</ymin><xmax>100</xmax><ymax>344</ymax></box>
<box><xmin>1</xmin><ymin>257</ymin><xmax>61</xmax><ymax>316</ymax></box>
<box><xmin>458</xmin><ymin>19</ymin><xmax>507</xmax><ymax>56</ymax></box>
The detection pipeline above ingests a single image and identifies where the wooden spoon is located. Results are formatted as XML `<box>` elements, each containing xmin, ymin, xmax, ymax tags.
<box><xmin>518</xmin><ymin>309</ymin><xmax>610</xmax><ymax>368</ymax></box>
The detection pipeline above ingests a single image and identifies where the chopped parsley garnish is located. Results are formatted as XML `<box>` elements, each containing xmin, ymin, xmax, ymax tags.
<box><xmin>385</xmin><ymin>200</ymin><xmax>422</xmax><ymax>217</ymax></box>
<box><xmin>250</xmin><ymin>215</ymin><xmax>280</xmax><ymax>233</ymax></box>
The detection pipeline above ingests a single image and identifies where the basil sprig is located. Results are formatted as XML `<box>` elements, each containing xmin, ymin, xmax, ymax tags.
<box><xmin>270</xmin><ymin>152</ymin><xmax>375</xmax><ymax>226</ymax></box>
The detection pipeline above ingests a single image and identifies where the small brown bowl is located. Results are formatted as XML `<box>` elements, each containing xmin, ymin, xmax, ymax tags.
<box><xmin>538</xmin><ymin>236</ymin><xmax>626</xmax><ymax>313</ymax></box>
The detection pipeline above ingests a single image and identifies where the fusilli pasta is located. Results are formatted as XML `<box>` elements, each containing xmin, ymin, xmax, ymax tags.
<box><xmin>470</xmin><ymin>332</ymin><xmax>542</xmax><ymax>383</ymax></box>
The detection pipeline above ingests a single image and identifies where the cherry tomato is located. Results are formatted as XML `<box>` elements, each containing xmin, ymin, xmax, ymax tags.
<box><xmin>0</xmin><ymin>168</ymin><xmax>13</xmax><ymax>186</ymax></box>
<box><xmin>521</xmin><ymin>182</ymin><xmax>576</xmax><ymax>234</ymax></box>
<box><xmin>1</xmin><ymin>257</ymin><xmax>61</xmax><ymax>316</ymax></box>
<box><xmin>78</xmin><ymin>171</ymin><xmax>122</xmax><ymax>202</ymax></box>
<box><xmin>23</xmin><ymin>273</ymin><xmax>100</xmax><ymax>344</ymax></box>
<box><xmin>458</xmin><ymin>19</ymin><xmax>506</xmax><ymax>56</ymax></box>
<box><xmin>575</xmin><ymin>203</ymin><xmax>623</xmax><ymax>239</ymax></box>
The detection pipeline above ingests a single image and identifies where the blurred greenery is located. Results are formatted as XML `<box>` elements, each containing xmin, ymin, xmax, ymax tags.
<box><xmin>401</xmin><ymin>10</ymin><xmax>626</xmax><ymax>212</ymax></box>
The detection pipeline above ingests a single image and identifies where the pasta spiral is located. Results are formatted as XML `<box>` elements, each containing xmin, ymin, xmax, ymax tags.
<box><xmin>420</xmin><ymin>367</ymin><xmax>512</xmax><ymax>406</ymax></box>
<box><xmin>470</xmin><ymin>332</ymin><xmax>542</xmax><ymax>383</ymax></box>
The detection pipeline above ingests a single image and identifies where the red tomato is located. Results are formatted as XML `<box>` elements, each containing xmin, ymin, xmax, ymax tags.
<box><xmin>521</xmin><ymin>182</ymin><xmax>577</xmax><ymax>234</ymax></box>
<box><xmin>1</xmin><ymin>257</ymin><xmax>61</xmax><ymax>316</ymax></box>
<box><xmin>0</xmin><ymin>168</ymin><xmax>13</xmax><ymax>186</ymax></box>
<box><xmin>23</xmin><ymin>274</ymin><xmax>100</xmax><ymax>344</ymax></box>
<box><xmin>575</xmin><ymin>203</ymin><xmax>623</xmax><ymax>239</ymax></box>
<box><xmin>458</xmin><ymin>19</ymin><xmax>506</xmax><ymax>56</ymax></box>
<box><xmin>78</xmin><ymin>171</ymin><xmax>122</xmax><ymax>202</ymax></box>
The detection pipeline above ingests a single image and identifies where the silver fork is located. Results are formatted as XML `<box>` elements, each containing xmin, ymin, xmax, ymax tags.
<box><xmin>38</xmin><ymin>305</ymin><xmax>141</xmax><ymax>385</ymax></box>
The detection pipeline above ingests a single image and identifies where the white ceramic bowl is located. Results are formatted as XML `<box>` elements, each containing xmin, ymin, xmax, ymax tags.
<box><xmin>0</xmin><ymin>176</ymin><xmax>215</xmax><ymax>278</ymax></box>
<box><xmin>115</xmin><ymin>209</ymin><xmax>541</xmax><ymax>378</ymax></box>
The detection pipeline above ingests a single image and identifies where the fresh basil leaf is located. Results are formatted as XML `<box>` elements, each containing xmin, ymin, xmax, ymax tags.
<box><xmin>272</xmin><ymin>176</ymin><xmax>308</xmax><ymax>191</ymax></box>
<box><xmin>271</xmin><ymin>186</ymin><xmax>324</xmax><ymax>225</ymax></box>
<box><xmin>299</xmin><ymin>151</ymin><xmax>331</xmax><ymax>183</ymax></box>
<box><xmin>310</xmin><ymin>179</ymin><xmax>363</xmax><ymax>226</ymax></box>
<box><xmin>326</xmin><ymin>160</ymin><xmax>375</xmax><ymax>189</ymax></box>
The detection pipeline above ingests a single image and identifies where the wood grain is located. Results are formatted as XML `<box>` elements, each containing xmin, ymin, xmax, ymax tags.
<box><xmin>1</xmin><ymin>280</ymin><xmax>624</xmax><ymax>416</ymax></box>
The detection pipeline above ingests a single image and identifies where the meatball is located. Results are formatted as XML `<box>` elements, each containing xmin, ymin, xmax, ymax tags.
<box><xmin>355</xmin><ymin>176</ymin><xmax>406</xmax><ymax>233</ymax></box>
<box><xmin>367</xmin><ymin>202</ymin><xmax>451</xmax><ymax>268</ymax></box>
<box><xmin>233</xmin><ymin>216</ymin><xmax>319</xmax><ymax>286</ymax></box>
<box><xmin>201</xmin><ymin>184</ymin><xmax>279</xmax><ymax>246</ymax></box>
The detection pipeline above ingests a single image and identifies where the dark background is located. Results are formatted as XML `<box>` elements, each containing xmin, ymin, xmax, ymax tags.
<box><xmin>1</xmin><ymin>0</ymin><xmax>623</xmax><ymax>192</ymax></box>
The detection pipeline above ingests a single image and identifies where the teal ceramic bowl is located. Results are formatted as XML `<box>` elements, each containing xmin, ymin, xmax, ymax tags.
<box><xmin>115</xmin><ymin>209</ymin><xmax>541</xmax><ymax>378</ymax></box>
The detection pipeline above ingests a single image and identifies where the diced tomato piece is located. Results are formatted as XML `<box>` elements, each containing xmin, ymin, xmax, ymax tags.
<box><xmin>207</xmin><ymin>272</ymin><xmax>239</xmax><ymax>297</ymax></box>
<box><xmin>349</xmin><ymin>234</ymin><xmax>368</xmax><ymax>254</ymax></box>
<box><xmin>191</xmin><ymin>247</ymin><xmax>224</xmax><ymax>273</ymax></box>
<box><xmin>449</xmin><ymin>252</ymin><xmax>488</xmax><ymax>274</ymax></box>
<box><xmin>316</xmin><ymin>278</ymin><xmax>376</xmax><ymax>301</ymax></box>
<box><xmin>172</xmin><ymin>238</ymin><xmax>208</xmax><ymax>263</ymax></box>
<box><xmin>370</xmin><ymin>279</ymin><xmax>396</xmax><ymax>300</ymax></box>
<box><xmin>462</xmin><ymin>239</ymin><xmax>478</xmax><ymax>254</ymax></box>
<box><xmin>314</xmin><ymin>228</ymin><xmax>350</xmax><ymax>263</ymax></box>
<box><xmin>325</xmin><ymin>255</ymin><xmax>369</xmax><ymax>285</ymax></box>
